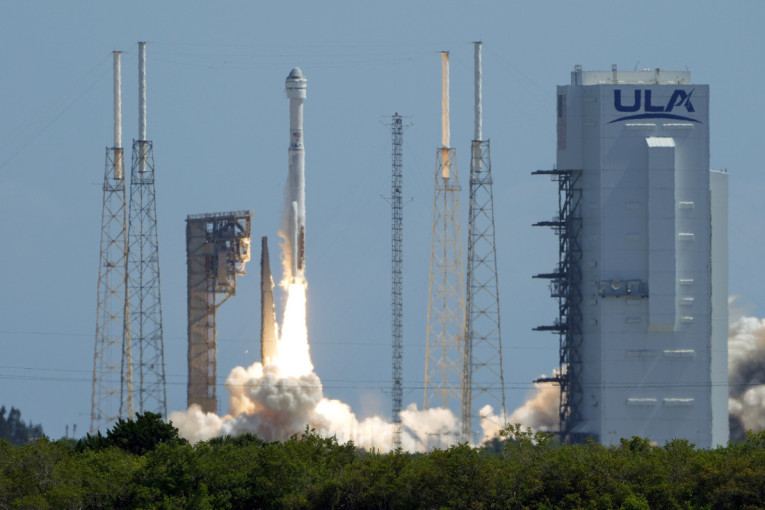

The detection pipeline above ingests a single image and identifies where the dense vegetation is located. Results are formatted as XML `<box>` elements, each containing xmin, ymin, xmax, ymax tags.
<box><xmin>1</xmin><ymin>414</ymin><xmax>764</xmax><ymax>509</ymax></box>
<box><xmin>0</xmin><ymin>406</ymin><xmax>43</xmax><ymax>446</ymax></box>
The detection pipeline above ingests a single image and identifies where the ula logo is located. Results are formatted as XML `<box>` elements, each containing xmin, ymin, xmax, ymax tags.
<box><xmin>609</xmin><ymin>89</ymin><xmax>700</xmax><ymax>123</ymax></box>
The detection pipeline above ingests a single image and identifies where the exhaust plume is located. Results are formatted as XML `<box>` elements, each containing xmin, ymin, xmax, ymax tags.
<box><xmin>506</xmin><ymin>380</ymin><xmax>560</xmax><ymax>432</ymax></box>
<box><xmin>728</xmin><ymin>299</ymin><xmax>765</xmax><ymax>440</ymax></box>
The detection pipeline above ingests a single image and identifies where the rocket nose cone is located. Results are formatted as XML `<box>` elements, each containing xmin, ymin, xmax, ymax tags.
<box><xmin>288</xmin><ymin>67</ymin><xmax>304</xmax><ymax>80</ymax></box>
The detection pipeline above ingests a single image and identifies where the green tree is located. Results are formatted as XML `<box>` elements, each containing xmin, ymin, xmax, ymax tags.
<box><xmin>0</xmin><ymin>405</ymin><xmax>44</xmax><ymax>445</ymax></box>
<box><xmin>77</xmin><ymin>411</ymin><xmax>186</xmax><ymax>455</ymax></box>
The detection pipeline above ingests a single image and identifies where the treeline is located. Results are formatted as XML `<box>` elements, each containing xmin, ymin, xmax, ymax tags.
<box><xmin>1</xmin><ymin>414</ymin><xmax>764</xmax><ymax>509</ymax></box>
<box><xmin>0</xmin><ymin>406</ymin><xmax>43</xmax><ymax>445</ymax></box>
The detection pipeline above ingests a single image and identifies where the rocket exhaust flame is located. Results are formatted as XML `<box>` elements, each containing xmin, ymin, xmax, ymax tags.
<box><xmin>274</xmin><ymin>282</ymin><xmax>312</xmax><ymax>378</ymax></box>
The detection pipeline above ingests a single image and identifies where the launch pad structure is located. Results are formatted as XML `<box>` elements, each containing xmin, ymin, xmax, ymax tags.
<box><xmin>533</xmin><ymin>68</ymin><xmax>727</xmax><ymax>447</ymax></box>
<box><xmin>186</xmin><ymin>211</ymin><xmax>253</xmax><ymax>413</ymax></box>
<box><xmin>532</xmin><ymin>169</ymin><xmax>583</xmax><ymax>443</ymax></box>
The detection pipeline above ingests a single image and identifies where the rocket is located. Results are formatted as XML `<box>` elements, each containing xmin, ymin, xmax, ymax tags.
<box><xmin>260</xmin><ymin>236</ymin><xmax>278</xmax><ymax>364</ymax></box>
<box><xmin>285</xmin><ymin>67</ymin><xmax>307</xmax><ymax>281</ymax></box>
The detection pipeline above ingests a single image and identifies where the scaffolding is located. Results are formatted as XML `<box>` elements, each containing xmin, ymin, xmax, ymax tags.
<box><xmin>424</xmin><ymin>146</ymin><xmax>465</xmax><ymax>411</ymax></box>
<box><xmin>186</xmin><ymin>211</ymin><xmax>252</xmax><ymax>413</ymax></box>
<box><xmin>532</xmin><ymin>169</ymin><xmax>584</xmax><ymax>443</ymax></box>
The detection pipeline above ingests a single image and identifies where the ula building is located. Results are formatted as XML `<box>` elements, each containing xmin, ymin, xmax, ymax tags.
<box><xmin>535</xmin><ymin>67</ymin><xmax>728</xmax><ymax>447</ymax></box>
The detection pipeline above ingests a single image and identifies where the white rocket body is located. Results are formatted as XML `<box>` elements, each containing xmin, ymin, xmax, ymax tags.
<box><xmin>286</xmin><ymin>67</ymin><xmax>307</xmax><ymax>281</ymax></box>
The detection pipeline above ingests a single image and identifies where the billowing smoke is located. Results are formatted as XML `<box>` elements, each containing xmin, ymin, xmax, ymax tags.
<box><xmin>506</xmin><ymin>379</ymin><xmax>560</xmax><ymax>432</ymax></box>
<box><xmin>173</xmin><ymin>298</ymin><xmax>765</xmax><ymax>448</ymax></box>
<box><xmin>728</xmin><ymin>300</ymin><xmax>765</xmax><ymax>440</ymax></box>
<box><xmin>170</xmin><ymin>357</ymin><xmax>466</xmax><ymax>451</ymax></box>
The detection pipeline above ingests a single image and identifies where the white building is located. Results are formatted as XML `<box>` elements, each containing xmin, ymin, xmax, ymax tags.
<box><xmin>544</xmin><ymin>67</ymin><xmax>728</xmax><ymax>447</ymax></box>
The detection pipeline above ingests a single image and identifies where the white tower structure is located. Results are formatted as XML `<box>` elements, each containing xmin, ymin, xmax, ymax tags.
<box><xmin>536</xmin><ymin>67</ymin><xmax>728</xmax><ymax>447</ymax></box>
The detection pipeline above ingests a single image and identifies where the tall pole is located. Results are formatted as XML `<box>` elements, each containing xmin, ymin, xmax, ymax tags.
<box><xmin>92</xmin><ymin>50</ymin><xmax>132</xmax><ymax>433</ymax></box>
<box><xmin>425</xmin><ymin>51</ymin><xmax>465</xmax><ymax>415</ymax></box>
<box><xmin>464</xmin><ymin>42</ymin><xmax>506</xmax><ymax>442</ymax></box>
<box><xmin>128</xmin><ymin>42</ymin><xmax>168</xmax><ymax>418</ymax></box>
<box><xmin>390</xmin><ymin>113</ymin><xmax>405</xmax><ymax>449</ymax></box>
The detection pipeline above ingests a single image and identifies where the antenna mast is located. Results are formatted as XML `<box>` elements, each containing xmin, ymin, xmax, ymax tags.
<box><xmin>388</xmin><ymin>113</ymin><xmax>405</xmax><ymax>449</ymax></box>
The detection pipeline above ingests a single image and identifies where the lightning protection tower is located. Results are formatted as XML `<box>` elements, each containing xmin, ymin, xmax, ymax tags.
<box><xmin>128</xmin><ymin>42</ymin><xmax>167</xmax><ymax>418</ymax></box>
<box><xmin>424</xmin><ymin>52</ymin><xmax>465</xmax><ymax>414</ymax></box>
<box><xmin>186</xmin><ymin>211</ymin><xmax>253</xmax><ymax>413</ymax></box>
<box><xmin>463</xmin><ymin>42</ymin><xmax>506</xmax><ymax>443</ymax></box>
<box><xmin>389</xmin><ymin>113</ymin><xmax>405</xmax><ymax>449</ymax></box>
<box><xmin>91</xmin><ymin>51</ymin><xmax>133</xmax><ymax>433</ymax></box>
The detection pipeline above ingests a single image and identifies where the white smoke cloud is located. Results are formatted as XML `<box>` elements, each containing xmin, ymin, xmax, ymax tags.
<box><xmin>727</xmin><ymin>302</ymin><xmax>765</xmax><ymax>440</ymax></box>
<box><xmin>506</xmin><ymin>380</ymin><xmax>560</xmax><ymax>432</ymax></box>
<box><xmin>169</xmin><ymin>404</ymin><xmax>224</xmax><ymax>444</ymax></box>
<box><xmin>173</xmin><ymin>301</ymin><xmax>765</xmax><ymax>449</ymax></box>
<box><xmin>170</xmin><ymin>360</ymin><xmax>468</xmax><ymax>452</ymax></box>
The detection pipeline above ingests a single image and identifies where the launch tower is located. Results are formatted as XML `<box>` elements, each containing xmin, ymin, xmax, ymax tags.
<box><xmin>535</xmin><ymin>67</ymin><xmax>728</xmax><ymax>447</ymax></box>
<box><xmin>186</xmin><ymin>211</ymin><xmax>252</xmax><ymax>413</ymax></box>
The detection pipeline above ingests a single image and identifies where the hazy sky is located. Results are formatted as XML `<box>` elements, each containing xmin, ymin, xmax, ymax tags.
<box><xmin>2</xmin><ymin>1</ymin><xmax>764</xmax><ymax>439</ymax></box>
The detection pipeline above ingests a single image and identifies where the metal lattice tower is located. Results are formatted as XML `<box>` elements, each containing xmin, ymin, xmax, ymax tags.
<box><xmin>463</xmin><ymin>42</ymin><xmax>506</xmax><ymax>443</ymax></box>
<box><xmin>128</xmin><ymin>42</ymin><xmax>167</xmax><ymax>418</ymax></box>
<box><xmin>389</xmin><ymin>113</ymin><xmax>405</xmax><ymax>449</ymax></box>
<box><xmin>186</xmin><ymin>211</ymin><xmax>252</xmax><ymax>413</ymax></box>
<box><xmin>532</xmin><ymin>169</ymin><xmax>583</xmax><ymax>443</ymax></box>
<box><xmin>424</xmin><ymin>52</ymin><xmax>465</xmax><ymax>413</ymax></box>
<box><xmin>91</xmin><ymin>51</ymin><xmax>133</xmax><ymax>433</ymax></box>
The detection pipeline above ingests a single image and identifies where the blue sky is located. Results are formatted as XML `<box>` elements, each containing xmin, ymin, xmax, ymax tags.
<box><xmin>1</xmin><ymin>1</ymin><xmax>764</xmax><ymax>438</ymax></box>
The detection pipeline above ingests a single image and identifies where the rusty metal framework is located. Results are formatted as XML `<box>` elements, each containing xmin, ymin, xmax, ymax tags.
<box><xmin>424</xmin><ymin>147</ymin><xmax>464</xmax><ymax>415</ymax></box>
<box><xmin>186</xmin><ymin>211</ymin><xmax>252</xmax><ymax>413</ymax></box>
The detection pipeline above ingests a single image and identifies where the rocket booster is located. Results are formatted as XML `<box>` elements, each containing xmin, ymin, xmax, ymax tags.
<box><xmin>260</xmin><ymin>236</ymin><xmax>278</xmax><ymax>364</ymax></box>
<box><xmin>286</xmin><ymin>67</ymin><xmax>307</xmax><ymax>281</ymax></box>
